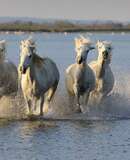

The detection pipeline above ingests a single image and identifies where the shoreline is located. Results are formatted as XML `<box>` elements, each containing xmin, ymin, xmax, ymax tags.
<box><xmin>0</xmin><ymin>30</ymin><xmax>130</xmax><ymax>34</ymax></box>
<box><xmin>0</xmin><ymin>22</ymin><xmax>130</xmax><ymax>33</ymax></box>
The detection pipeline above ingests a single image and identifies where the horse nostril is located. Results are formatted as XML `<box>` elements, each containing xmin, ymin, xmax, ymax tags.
<box><xmin>77</xmin><ymin>57</ymin><xmax>83</xmax><ymax>64</ymax></box>
<box><xmin>103</xmin><ymin>51</ymin><xmax>109</xmax><ymax>59</ymax></box>
<box><xmin>19</xmin><ymin>66</ymin><xmax>23</xmax><ymax>72</ymax></box>
<box><xmin>19</xmin><ymin>66</ymin><xmax>27</xmax><ymax>74</ymax></box>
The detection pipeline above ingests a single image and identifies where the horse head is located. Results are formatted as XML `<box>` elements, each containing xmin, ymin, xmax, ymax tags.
<box><xmin>96</xmin><ymin>40</ymin><xmax>113</xmax><ymax>64</ymax></box>
<box><xmin>0</xmin><ymin>40</ymin><xmax>6</xmax><ymax>62</ymax></box>
<box><xmin>19</xmin><ymin>38</ymin><xmax>36</xmax><ymax>74</ymax></box>
<box><xmin>75</xmin><ymin>36</ymin><xmax>94</xmax><ymax>64</ymax></box>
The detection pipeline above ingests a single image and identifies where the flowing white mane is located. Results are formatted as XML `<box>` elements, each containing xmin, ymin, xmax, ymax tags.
<box><xmin>75</xmin><ymin>35</ymin><xmax>93</xmax><ymax>53</ymax></box>
<box><xmin>20</xmin><ymin>37</ymin><xmax>36</xmax><ymax>56</ymax></box>
<box><xmin>96</xmin><ymin>40</ymin><xmax>112</xmax><ymax>49</ymax></box>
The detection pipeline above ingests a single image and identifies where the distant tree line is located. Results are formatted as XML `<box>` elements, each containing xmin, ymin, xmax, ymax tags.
<box><xmin>0</xmin><ymin>20</ymin><xmax>130</xmax><ymax>32</ymax></box>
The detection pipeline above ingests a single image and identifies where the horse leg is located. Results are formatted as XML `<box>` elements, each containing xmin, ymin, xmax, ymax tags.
<box><xmin>46</xmin><ymin>83</ymin><xmax>58</xmax><ymax>102</ymax></box>
<box><xmin>40</xmin><ymin>96</ymin><xmax>44</xmax><ymax>116</ymax></box>
<box><xmin>75</xmin><ymin>93</ymin><xmax>81</xmax><ymax>112</ymax></box>
<box><xmin>33</xmin><ymin>97</ymin><xmax>37</xmax><ymax>112</ymax></box>
<box><xmin>68</xmin><ymin>94</ymin><xmax>75</xmax><ymax>112</ymax></box>
<box><xmin>73</xmin><ymin>83</ymin><xmax>81</xmax><ymax>112</ymax></box>
<box><xmin>80</xmin><ymin>91</ymin><xmax>90</xmax><ymax>113</ymax></box>
<box><xmin>42</xmin><ymin>84</ymin><xmax>58</xmax><ymax>114</ymax></box>
<box><xmin>26</xmin><ymin>98</ymin><xmax>32</xmax><ymax>115</ymax></box>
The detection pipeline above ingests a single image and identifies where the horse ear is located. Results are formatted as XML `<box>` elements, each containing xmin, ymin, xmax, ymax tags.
<box><xmin>96</xmin><ymin>40</ymin><xmax>100</xmax><ymax>47</ymax></box>
<box><xmin>80</xmin><ymin>35</ymin><xmax>88</xmax><ymax>42</ymax></box>
<box><xmin>79</xmin><ymin>35</ymin><xmax>84</xmax><ymax>39</ymax></box>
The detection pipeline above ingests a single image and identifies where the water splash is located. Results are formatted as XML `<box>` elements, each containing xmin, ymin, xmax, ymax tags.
<box><xmin>0</xmin><ymin>73</ymin><xmax>130</xmax><ymax>121</ymax></box>
<box><xmin>0</xmin><ymin>93</ymin><xmax>26</xmax><ymax>119</ymax></box>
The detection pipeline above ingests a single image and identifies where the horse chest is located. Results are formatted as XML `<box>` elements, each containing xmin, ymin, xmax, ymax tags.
<box><xmin>21</xmin><ymin>74</ymin><xmax>34</xmax><ymax>97</ymax></box>
<box><xmin>76</xmin><ymin>69</ymin><xmax>92</xmax><ymax>93</ymax></box>
<box><xmin>97</xmin><ymin>68</ymin><xmax>114</xmax><ymax>93</ymax></box>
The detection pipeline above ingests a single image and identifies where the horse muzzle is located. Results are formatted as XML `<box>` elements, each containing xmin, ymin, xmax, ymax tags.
<box><xmin>103</xmin><ymin>50</ymin><xmax>109</xmax><ymax>60</ymax></box>
<box><xmin>19</xmin><ymin>66</ymin><xmax>27</xmax><ymax>74</ymax></box>
<box><xmin>76</xmin><ymin>56</ymin><xmax>83</xmax><ymax>64</ymax></box>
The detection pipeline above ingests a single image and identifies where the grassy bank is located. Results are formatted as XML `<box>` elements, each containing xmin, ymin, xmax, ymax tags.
<box><xmin>0</xmin><ymin>21</ymin><xmax>130</xmax><ymax>32</ymax></box>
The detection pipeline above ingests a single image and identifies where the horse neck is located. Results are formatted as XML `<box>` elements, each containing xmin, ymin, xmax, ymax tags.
<box><xmin>97</xmin><ymin>55</ymin><xmax>109</xmax><ymax>78</ymax></box>
<box><xmin>76</xmin><ymin>61</ymin><xmax>88</xmax><ymax>79</ymax></box>
<box><xmin>24</xmin><ymin>67</ymin><xmax>33</xmax><ymax>84</ymax></box>
<box><xmin>78</xmin><ymin>61</ymin><xmax>87</xmax><ymax>67</ymax></box>
<box><xmin>28</xmin><ymin>53</ymin><xmax>42</xmax><ymax>81</ymax></box>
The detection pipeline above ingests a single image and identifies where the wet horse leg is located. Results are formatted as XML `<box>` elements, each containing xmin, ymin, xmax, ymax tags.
<box><xmin>33</xmin><ymin>97</ymin><xmax>37</xmax><ymax>112</ymax></box>
<box><xmin>46</xmin><ymin>83</ymin><xmax>58</xmax><ymax>102</ymax></box>
<box><xmin>25</xmin><ymin>98</ymin><xmax>32</xmax><ymax>115</ymax></box>
<box><xmin>43</xmin><ymin>83</ymin><xmax>58</xmax><ymax>113</ymax></box>
<box><xmin>73</xmin><ymin>83</ymin><xmax>81</xmax><ymax>112</ymax></box>
<box><xmin>40</xmin><ymin>96</ymin><xmax>44</xmax><ymax>116</ymax></box>
<box><xmin>68</xmin><ymin>94</ymin><xmax>75</xmax><ymax>112</ymax></box>
<box><xmin>80</xmin><ymin>90</ymin><xmax>90</xmax><ymax>113</ymax></box>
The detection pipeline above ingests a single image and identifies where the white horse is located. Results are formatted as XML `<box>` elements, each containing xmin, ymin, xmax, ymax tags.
<box><xmin>65</xmin><ymin>36</ymin><xmax>96</xmax><ymax>113</ymax></box>
<box><xmin>89</xmin><ymin>40</ymin><xmax>114</xmax><ymax>103</ymax></box>
<box><xmin>0</xmin><ymin>40</ymin><xmax>18</xmax><ymax>97</ymax></box>
<box><xmin>18</xmin><ymin>38</ymin><xmax>60</xmax><ymax>116</ymax></box>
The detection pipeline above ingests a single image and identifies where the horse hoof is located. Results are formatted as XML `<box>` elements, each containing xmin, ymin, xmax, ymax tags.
<box><xmin>39</xmin><ymin>113</ymin><xmax>44</xmax><ymax>117</ymax></box>
<box><xmin>27</xmin><ymin>114</ymin><xmax>36</xmax><ymax>120</ymax></box>
<box><xmin>75</xmin><ymin>107</ymin><xmax>82</xmax><ymax>113</ymax></box>
<box><xmin>27</xmin><ymin>112</ymin><xmax>34</xmax><ymax>116</ymax></box>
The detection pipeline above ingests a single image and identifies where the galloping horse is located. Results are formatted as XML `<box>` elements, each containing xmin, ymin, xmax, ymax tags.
<box><xmin>18</xmin><ymin>38</ymin><xmax>60</xmax><ymax>116</ymax></box>
<box><xmin>0</xmin><ymin>40</ymin><xmax>18</xmax><ymax>97</ymax></box>
<box><xmin>65</xmin><ymin>36</ymin><xmax>96</xmax><ymax>113</ymax></box>
<box><xmin>89</xmin><ymin>40</ymin><xmax>114</xmax><ymax>103</ymax></box>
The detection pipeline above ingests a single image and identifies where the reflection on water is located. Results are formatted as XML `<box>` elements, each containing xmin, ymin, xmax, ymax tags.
<box><xmin>19</xmin><ymin>120</ymin><xmax>57</xmax><ymax>138</ymax></box>
<box><xmin>0</xmin><ymin>119</ymin><xmax>130</xmax><ymax>160</ymax></box>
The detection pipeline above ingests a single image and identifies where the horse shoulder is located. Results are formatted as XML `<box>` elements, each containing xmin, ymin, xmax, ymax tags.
<box><xmin>44</xmin><ymin>58</ymin><xmax>59</xmax><ymax>79</ymax></box>
<box><xmin>66</xmin><ymin>63</ymin><xmax>76</xmax><ymax>74</ymax></box>
<box><xmin>65</xmin><ymin>63</ymin><xmax>80</xmax><ymax>94</ymax></box>
<box><xmin>89</xmin><ymin>61</ymin><xmax>99</xmax><ymax>75</ymax></box>
<box><xmin>89</xmin><ymin>60</ymin><xmax>97</xmax><ymax>69</ymax></box>
<box><xmin>33</xmin><ymin>58</ymin><xmax>59</xmax><ymax>92</ymax></box>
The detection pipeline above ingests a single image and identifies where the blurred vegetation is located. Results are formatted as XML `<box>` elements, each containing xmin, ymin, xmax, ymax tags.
<box><xmin>0</xmin><ymin>20</ymin><xmax>130</xmax><ymax>32</ymax></box>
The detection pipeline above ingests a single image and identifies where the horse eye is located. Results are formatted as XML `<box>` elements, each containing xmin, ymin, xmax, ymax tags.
<box><xmin>28</xmin><ymin>55</ymin><xmax>32</xmax><ymax>58</ymax></box>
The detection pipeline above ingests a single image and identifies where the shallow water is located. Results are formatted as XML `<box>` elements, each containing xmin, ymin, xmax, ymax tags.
<box><xmin>0</xmin><ymin>119</ymin><xmax>130</xmax><ymax>160</ymax></box>
<box><xmin>0</xmin><ymin>32</ymin><xmax>130</xmax><ymax>159</ymax></box>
